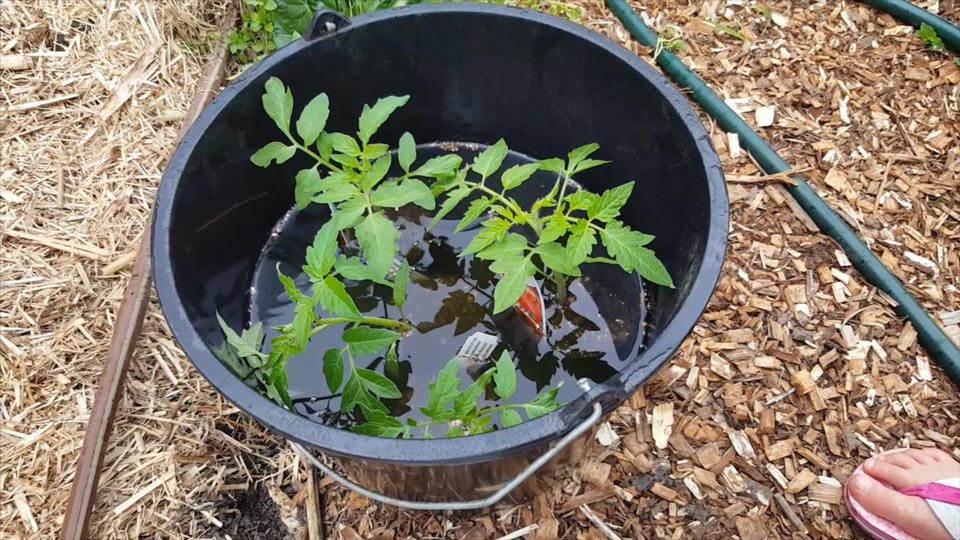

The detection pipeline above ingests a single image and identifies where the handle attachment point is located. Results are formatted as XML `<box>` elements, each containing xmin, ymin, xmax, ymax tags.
<box><xmin>304</xmin><ymin>10</ymin><xmax>351</xmax><ymax>42</ymax></box>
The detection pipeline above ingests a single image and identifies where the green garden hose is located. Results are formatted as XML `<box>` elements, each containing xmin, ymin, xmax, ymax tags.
<box><xmin>861</xmin><ymin>0</ymin><xmax>960</xmax><ymax>52</ymax></box>
<box><xmin>603</xmin><ymin>0</ymin><xmax>960</xmax><ymax>387</ymax></box>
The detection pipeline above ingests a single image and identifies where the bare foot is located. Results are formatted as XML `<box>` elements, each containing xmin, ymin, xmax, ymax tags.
<box><xmin>847</xmin><ymin>448</ymin><xmax>959</xmax><ymax>540</ymax></box>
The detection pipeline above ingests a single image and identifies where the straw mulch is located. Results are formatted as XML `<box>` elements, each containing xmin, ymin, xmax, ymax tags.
<box><xmin>1</xmin><ymin>1</ymin><xmax>957</xmax><ymax>539</ymax></box>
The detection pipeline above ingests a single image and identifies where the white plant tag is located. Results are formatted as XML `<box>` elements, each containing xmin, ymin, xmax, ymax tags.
<box><xmin>455</xmin><ymin>332</ymin><xmax>499</xmax><ymax>363</ymax></box>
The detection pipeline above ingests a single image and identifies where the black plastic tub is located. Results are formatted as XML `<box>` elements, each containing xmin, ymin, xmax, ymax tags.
<box><xmin>152</xmin><ymin>3</ymin><xmax>728</xmax><ymax>509</ymax></box>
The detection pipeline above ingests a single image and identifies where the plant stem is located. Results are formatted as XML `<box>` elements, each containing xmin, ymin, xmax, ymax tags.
<box><xmin>309</xmin><ymin>316</ymin><xmax>411</xmax><ymax>337</ymax></box>
<box><xmin>556</xmin><ymin>172</ymin><xmax>572</xmax><ymax>206</ymax></box>
<box><xmin>476</xmin><ymin>403</ymin><xmax>524</xmax><ymax>416</ymax></box>
<box><xmin>285</xmin><ymin>133</ymin><xmax>344</xmax><ymax>174</ymax></box>
<box><xmin>467</xmin><ymin>181</ymin><xmax>537</xmax><ymax>231</ymax></box>
<box><xmin>551</xmin><ymin>270</ymin><xmax>568</xmax><ymax>303</ymax></box>
<box><xmin>562</xmin><ymin>214</ymin><xmax>605</xmax><ymax>234</ymax></box>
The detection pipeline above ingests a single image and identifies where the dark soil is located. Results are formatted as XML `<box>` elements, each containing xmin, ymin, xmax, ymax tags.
<box><xmin>217</xmin><ymin>485</ymin><xmax>292</xmax><ymax>540</ymax></box>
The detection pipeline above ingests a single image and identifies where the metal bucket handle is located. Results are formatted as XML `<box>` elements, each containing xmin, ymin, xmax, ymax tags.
<box><xmin>290</xmin><ymin>379</ymin><xmax>601</xmax><ymax>511</ymax></box>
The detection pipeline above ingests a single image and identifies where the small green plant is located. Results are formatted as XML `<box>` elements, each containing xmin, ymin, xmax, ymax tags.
<box><xmin>428</xmin><ymin>138</ymin><xmax>673</xmax><ymax>315</ymax></box>
<box><xmin>703</xmin><ymin>19</ymin><xmax>746</xmax><ymax>41</ymax></box>
<box><xmin>226</xmin><ymin>0</ymin><xmax>279</xmax><ymax>64</ymax></box>
<box><xmin>915</xmin><ymin>23</ymin><xmax>959</xmax><ymax>67</ymax></box>
<box><xmin>917</xmin><ymin>23</ymin><xmax>946</xmax><ymax>52</ymax></box>
<box><xmin>653</xmin><ymin>27</ymin><xmax>686</xmax><ymax>61</ymax></box>
<box><xmin>748</xmin><ymin>4</ymin><xmax>771</xmax><ymax>20</ymax></box>
<box><xmin>227</xmin><ymin>0</ymin><xmax>432</xmax><ymax>63</ymax></box>
<box><xmin>356</xmin><ymin>352</ymin><xmax>562</xmax><ymax>438</ymax></box>
<box><xmin>220</xmin><ymin>77</ymin><xmax>671</xmax><ymax>438</ymax></box>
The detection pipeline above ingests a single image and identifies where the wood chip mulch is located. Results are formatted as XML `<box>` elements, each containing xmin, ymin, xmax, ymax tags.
<box><xmin>1</xmin><ymin>1</ymin><xmax>957</xmax><ymax>539</ymax></box>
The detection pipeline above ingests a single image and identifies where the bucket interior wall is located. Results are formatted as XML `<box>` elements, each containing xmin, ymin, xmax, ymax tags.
<box><xmin>168</xmin><ymin>10</ymin><xmax>714</xmax><ymax>363</ymax></box>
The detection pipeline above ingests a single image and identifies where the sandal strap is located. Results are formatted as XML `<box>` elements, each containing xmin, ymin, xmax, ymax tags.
<box><xmin>901</xmin><ymin>478</ymin><xmax>960</xmax><ymax>540</ymax></box>
<box><xmin>900</xmin><ymin>481</ymin><xmax>960</xmax><ymax>506</ymax></box>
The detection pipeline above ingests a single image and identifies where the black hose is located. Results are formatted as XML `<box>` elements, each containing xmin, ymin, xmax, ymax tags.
<box><xmin>604</xmin><ymin>0</ymin><xmax>960</xmax><ymax>387</ymax></box>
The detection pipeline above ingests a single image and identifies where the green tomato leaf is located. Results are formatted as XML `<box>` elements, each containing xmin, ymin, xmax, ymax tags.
<box><xmin>425</xmin><ymin>358</ymin><xmax>461</xmax><ymax>416</ymax></box>
<box><xmin>537</xmin><ymin>158</ymin><xmax>566</xmax><ymax>174</ymax></box>
<box><xmin>521</xmin><ymin>385</ymin><xmax>563</xmax><ymax>419</ymax></box>
<box><xmin>345</xmin><ymin>380</ymin><xmax>384</xmax><ymax>418</ymax></box>
<box><xmin>262</xmin><ymin>77</ymin><xmax>293</xmax><ymax>134</ymax></box>
<box><xmin>455</xmin><ymin>197</ymin><xmax>491</xmax><ymax>232</ymax></box>
<box><xmin>216</xmin><ymin>312</ymin><xmax>267</xmax><ymax>363</ymax></box>
<box><xmin>462</xmin><ymin>218</ymin><xmax>512</xmax><ymax>257</ymax></box>
<box><xmin>356</xmin><ymin>212</ymin><xmax>400</xmax><ymax>279</ymax></box>
<box><xmin>355</xmin><ymin>367</ymin><xmax>402</xmax><ymax>399</ymax></box>
<box><xmin>539</xmin><ymin>213</ymin><xmax>569</xmax><ymax>243</ymax></box>
<box><xmin>267</xmin><ymin>333</ymin><xmax>299</xmax><ymax>370</ymax></box>
<box><xmin>536</xmin><ymin>241</ymin><xmax>581</xmax><ymax>277</ymax></box>
<box><xmin>251</xmin><ymin>142</ymin><xmax>297</xmax><ymax>167</ymax></box>
<box><xmin>566</xmin><ymin>219</ymin><xmax>596</xmax><ymax>266</ymax></box>
<box><xmin>334</xmin><ymin>256</ymin><xmax>390</xmax><ymax>285</ymax></box>
<box><xmin>313</xmin><ymin>276</ymin><xmax>361</xmax><ymax>319</ymax></box>
<box><xmin>500</xmin><ymin>409</ymin><xmax>522</xmax><ymax>427</ymax></box>
<box><xmin>491</xmin><ymin>256</ymin><xmax>535</xmax><ymax>314</ymax></box>
<box><xmin>303</xmin><ymin>221</ymin><xmax>339</xmax><ymax>280</ymax></box>
<box><xmin>322</xmin><ymin>348</ymin><xmax>344</xmax><ymax>392</ymax></box>
<box><xmin>294</xmin><ymin>166</ymin><xmax>321</xmax><ymax>210</ymax></box>
<box><xmin>489</xmin><ymin>203</ymin><xmax>515</xmax><ymax>220</ymax></box>
<box><xmin>343</xmin><ymin>326</ymin><xmax>399</xmax><ymax>356</ymax></box>
<box><xmin>415</xmin><ymin>154</ymin><xmax>462</xmax><ymax>178</ymax></box>
<box><xmin>328</xmin><ymin>132</ymin><xmax>361</xmax><ymax>156</ymax></box>
<box><xmin>600</xmin><ymin>220</ymin><xmax>653</xmax><ymax>264</ymax></box>
<box><xmin>330</xmin><ymin>199</ymin><xmax>365</xmax><ymax>230</ymax></box>
<box><xmin>570</xmin><ymin>158</ymin><xmax>610</xmax><ymax>176</ymax></box>
<box><xmin>531</xmin><ymin>180</ymin><xmax>560</xmax><ymax>214</ymax></box>
<box><xmin>331</xmin><ymin>153</ymin><xmax>360</xmax><ymax>169</ymax></box>
<box><xmin>600</xmin><ymin>222</ymin><xmax>671</xmax><ymax>286</ymax></box>
<box><xmin>632</xmin><ymin>247</ymin><xmax>674</xmax><ymax>287</ymax></box>
<box><xmin>398</xmin><ymin>132</ymin><xmax>416</xmax><ymax>172</ymax></box>
<box><xmin>291</xmin><ymin>295</ymin><xmax>315</xmax><ymax>350</ymax></box>
<box><xmin>267</xmin><ymin>364</ymin><xmax>292</xmax><ymax>409</ymax></box>
<box><xmin>295</xmin><ymin>92</ymin><xmax>329</xmax><ymax>146</ymax></box>
<box><xmin>350</xmin><ymin>410</ymin><xmax>405</xmax><ymax>438</ymax></box>
<box><xmin>392</xmin><ymin>259</ymin><xmax>410</xmax><ymax>310</ymax></box>
<box><xmin>404</xmin><ymin>178</ymin><xmax>436</xmax><ymax>210</ymax></box>
<box><xmin>493</xmin><ymin>350</ymin><xmax>517</xmax><ymax>400</ymax></box>
<box><xmin>472</xmin><ymin>139</ymin><xmax>508</xmax><ymax>179</ymax></box>
<box><xmin>454</xmin><ymin>369</ymin><xmax>495</xmax><ymax>417</ymax></box>
<box><xmin>565</xmin><ymin>190</ymin><xmax>600</xmax><ymax>213</ymax></box>
<box><xmin>316</xmin><ymin>132</ymin><xmax>334</xmax><ymax>160</ymax></box>
<box><xmin>361</xmin><ymin>154</ymin><xmax>392</xmax><ymax>191</ymax></box>
<box><xmin>461</xmin><ymin>227</ymin><xmax>499</xmax><ymax>258</ymax></box>
<box><xmin>358</xmin><ymin>95</ymin><xmax>409</xmax><ymax>144</ymax></box>
<box><xmin>312</xmin><ymin>172</ymin><xmax>358</xmax><ymax>204</ymax></box>
<box><xmin>566</xmin><ymin>143</ymin><xmax>599</xmax><ymax>171</ymax></box>
<box><xmin>363</xmin><ymin>143</ymin><xmax>389</xmax><ymax>160</ymax></box>
<box><xmin>372</xmin><ymin>178</ymin><xmax>435</xmax><ymax>210</ymax></box>
<box><xmin>340</xmin><ymin>374</ymin><xmax>363</xmax><ymax>414</ymax></box>
<box><xmin>476</xmin><ymin>232</ymin><xmax>528</xmax><ymax>261</ymax></box>
<box><xmin>430</xmin><ymin>186</ymin><xmax>471</xmax><ymax>226</ymax></box>
<box><xmin>276</xmin><ymin>268</ymin><xmax>306</xmax><ymax>303</ymax></box>
<box><xmin>589</xmin><ymin>181</ymin><xmax>634</xmax><ymax>222</ymax></box>
<box><xmin>429</xmin><ymin>174</ymin><xmax>461</xmax><ymax>196</ymax></box>
<box><xmin>500</xmin><ymin>163</ymin><xmax>539</xmax><ymax>191</ymax></box>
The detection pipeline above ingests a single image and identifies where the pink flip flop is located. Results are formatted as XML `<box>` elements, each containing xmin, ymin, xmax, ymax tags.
<box><xmin>844</xmin><ymin>449</ymin><xmax>960</xmax><ymax>540</ymax></box>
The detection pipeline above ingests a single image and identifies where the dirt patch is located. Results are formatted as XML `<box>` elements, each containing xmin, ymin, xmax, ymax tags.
<box><xmin>217</xmin><ymin>486</ymin><xmax>294</xmax><ymax>540</ymax></box>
